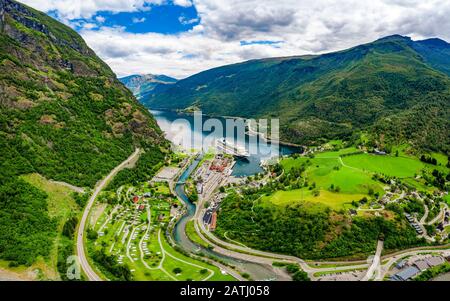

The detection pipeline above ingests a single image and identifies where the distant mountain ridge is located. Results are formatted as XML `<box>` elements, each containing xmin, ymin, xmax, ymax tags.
<box><xmin>146</xmin><ymin>34</ymin><xmax>450</xmax><ymax>152</ymax></box>
<box><xmin>120</xmin><ymin>73</ymin><xmax>177</xmax><ymax>100</ymax></box>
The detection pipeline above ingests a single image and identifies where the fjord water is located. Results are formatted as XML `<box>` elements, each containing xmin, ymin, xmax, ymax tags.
<box><xmin>152</xmin><ymin>109</ymin><xmax>291</xmax><ymax>279</ymax></box>
<box><xmin>151</xmin><ymin>110</ymin><xmax>301</xmax><ymax>176</ymax></box>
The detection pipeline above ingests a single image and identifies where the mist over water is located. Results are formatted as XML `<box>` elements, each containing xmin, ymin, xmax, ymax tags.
<box><xmin>151</xmin><ymin>109</ymin><xmax>300</xmax><ymax>176</ymax></box>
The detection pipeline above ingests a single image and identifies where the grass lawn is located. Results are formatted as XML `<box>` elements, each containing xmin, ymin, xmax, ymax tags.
<box><xmin>159</xmin><ymin>234</ymin><xmax>234</xmax><ymax>281</ymax></box>
<box><xmin>341</xmin><ymin>154</ymin><xmax>424</xmax><ymax>178</ymax></box>
<box><xmin>21</xmin><ymin>173</ymin><xmax>79</xmax><ymax>218</ymax></box>
<box><xmin>185</xmin><ymin>220</ymin><xmax>212</xmax><ymax>249</ymax></box>
<box><xmin>444</xmin><ymin>194</ymin><xmax>450</xmax><ymax>206</ymax></box>
<box><xmin>314</xmin><ymin>147</ymin><xmax>360</xmax><ymax>158</ymax></box>
<box><xmin>279</xmin><ymin>149</ymin><xmax>384</xmax><ymax>209</ymax></box>
<box><xmin>402</xmin><ymin>177</ymin><xmax>435</xmax><ymax>193</ymax></box>
<box><xmin>432</xmin><ymin>152</ymin><xmax>449</xmax><ymax>166</ymax></box>
<box><xmin>262</xmin><ymin>189</ymin><xmax>365</xmax><ymax>210</ymax></box>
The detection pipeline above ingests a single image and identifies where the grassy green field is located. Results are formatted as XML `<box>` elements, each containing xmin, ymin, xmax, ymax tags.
<box><xmin>278</xmin><ymin>147</ymin><xmax>449</xmax><ymax>209</ymax></box>
<box><xmin>19</xmin><ymin>173</ymin><xmax>81</xmax><ymax>280</ymax></box>
<box><xmin>21</xmin><ymin>173</ymin><xmax>80</xmax><ymax>219</ymax></box>
<box><xmin>341</xmin><ymin>154</ymin><xmax>425</xmax><ymax>178</ymax></box>
<box><xmin>185</xmin><ymin>220</ymin><xmax>212</xmax><ymax>249</ymax></box>
<box><xmin>432</xmin><ymin>153</ymin><xmax>449</xmax><ymax>166</ymax></box>
<box><xmin>261</xmin><ymin>189</ymin><xmax>364</xmax><ymax>210</ymax></box>
<box><xmin>278</xmin><ymin>149</ymin><xmax>385</xmax><ymax>209</ymax></box>
<box><xmin>444</xmin><ymin>194</ymin><xmax>450</xmax><ymax>205</ymax></box>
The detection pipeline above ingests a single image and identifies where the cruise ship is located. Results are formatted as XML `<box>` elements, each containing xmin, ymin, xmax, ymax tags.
<box><xmin>216</xmin><ymin>138</ymin><xmax>250</xmax><ymax>158</ymax></box>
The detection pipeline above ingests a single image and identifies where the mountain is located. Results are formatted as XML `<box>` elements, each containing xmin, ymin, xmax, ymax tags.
<box><xmin>0</xmin><ymin>0</ymin><xmax>167</xmax><ymax>270</ymax></box>
<box><xmin>147</xmin><ymin>34</ymin><xmax>450</xmax><ymax>152</ymax></box>
<box><xmin>120</xmin><ymin>74</ymin><xmax>177</xmax><ymax>100</ymax></box>
<box><xmin>0</xmin><ymin>0</ymin><xmax>168</xmax><ymax>185</ymax></box>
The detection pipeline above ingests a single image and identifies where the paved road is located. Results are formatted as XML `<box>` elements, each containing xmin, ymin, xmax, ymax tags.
<box><xmin>427</xmin><ymin>204</ymin><xmax>448</xmax><ymax>225</ymax></box>
<box><xmin>420</xmin><ymin>204</ymin><xmax>429</xmax><ymax>224</ymax></box>
<box><xmin>362</xmin><ymin>240</ymin><xmax>383</xmax><ymax>281</ymax></box>
<box><xmin>76</xmin><ymin>148</ymin><xmax>141</xmax><ymax>281</ymax></box>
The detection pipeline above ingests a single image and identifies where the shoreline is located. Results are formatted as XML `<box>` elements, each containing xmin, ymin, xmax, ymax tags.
<box><xmin>149</xmin><ymin>107</ymin><xmax>305</xmax><ymax>150</ymax></box>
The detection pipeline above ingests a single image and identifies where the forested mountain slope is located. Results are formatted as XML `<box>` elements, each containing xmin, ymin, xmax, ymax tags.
<box><xmin>0</xmin><ymin>0</ymin><xmax>167</xmax><ymax>186</ymax></box>
<box><xmin>147</xmin><ymin>35</ymin><xmax>450</xmax><ymax>152</ymax></box>
<box><xmin>0</xmin><ymin>0</ymin><xmax>167</xmax><ymax>268</ymax></box>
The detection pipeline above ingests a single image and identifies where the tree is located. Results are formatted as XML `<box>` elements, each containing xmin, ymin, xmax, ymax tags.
<box><xmin>173</xmin><ymin>267</ymin><xmax>182</xmax><ymax>274</ymax></box>
<box><xmin>87</xmin><ymin>228</ymin><xmax>98</xmax><ymax>240</ymax></box>
<box><xmin>292</xmin><ymin>270</ymin><xmax>310</xmax><ymax>281</ymax></box>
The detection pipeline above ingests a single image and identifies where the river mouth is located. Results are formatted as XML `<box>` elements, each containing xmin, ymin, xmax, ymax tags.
<box><xmin>151</xmin><ymin>109</ymin><xmax>301</xmax><ymax>177</ymax></box>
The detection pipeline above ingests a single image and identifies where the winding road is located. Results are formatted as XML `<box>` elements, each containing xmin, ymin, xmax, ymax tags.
<box><xmin>76</xmin><ymin>148</ymin><xmax>141</xmax><ymax>281</ymax></box>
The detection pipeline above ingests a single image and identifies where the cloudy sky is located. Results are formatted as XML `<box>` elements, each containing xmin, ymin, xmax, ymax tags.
<box><xmin>18</xmin><ymin>0</ymin><xmax>450</xmax><ymax>79</ymax></box>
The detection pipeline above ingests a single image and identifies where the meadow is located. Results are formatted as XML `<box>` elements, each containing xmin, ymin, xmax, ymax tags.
<box><xmin>261</xmin><ymin>189</ymin><xmax>365</xmax><ymax>210</ymax></box>
<box><xmin>277</xmin><ymin>148</ymin><xmax>386</xmax><ymax>209</ymax></box>
<box><xmin>341</xmin><ymin>153</ymin><xmax>425</xmax><ymax>178</ymax></box>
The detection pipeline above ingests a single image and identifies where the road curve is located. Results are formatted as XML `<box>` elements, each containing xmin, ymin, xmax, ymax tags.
<box><xmin>76</xmin><ymin>148</ymin><xmax>141</xmax><ymax>281</ymax></box>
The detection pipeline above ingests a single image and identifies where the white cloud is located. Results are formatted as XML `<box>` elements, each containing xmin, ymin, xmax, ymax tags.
<box><xmin>82</xmin><ymin>23</ymin><xmax>98</xmax><ymax>30</ymax></box>
<box><xmin>132</xmin><ymin>17</ymin><xmax>146</xmax><ymax>23</ymax></box>
<box><xmin>95</xmin><ymin>15</ymin><xmax>106</xmax><ymax>23</ymax></box>
<box><xmin>178</xmin><ymin>16</ymin><xmax>199</xmax><ymax>25</ymax></box>
<box><xmin>18</xmin><ymin>0</ymin><xmax>450</xmax><ymax>79</ymax></box>
<box><xmin>173</xmin><ymin>0</ymin><xmax>192</xmax><ymax>7</ymax></box>
<box><xmin>18</xmin><ymin>0</ymin><xmax>166</xmax><ymax>19</ymax></box>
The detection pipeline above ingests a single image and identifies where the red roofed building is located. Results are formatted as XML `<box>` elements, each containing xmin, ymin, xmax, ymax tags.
<box><xmin>210</xmin><ymin>212</ymin><xmax>217</xmax><ymax>231</ymax></box>
<box><xmin>132</xmin><ymin>195</ymin><xmax>139</xmax><ymax>203</ymax></box>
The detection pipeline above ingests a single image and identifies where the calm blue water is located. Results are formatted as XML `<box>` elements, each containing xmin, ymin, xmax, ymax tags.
<box><xmin>151</xmin><ymin>109</ymin><xmax>301</xmax><ymax>177</ymax></box>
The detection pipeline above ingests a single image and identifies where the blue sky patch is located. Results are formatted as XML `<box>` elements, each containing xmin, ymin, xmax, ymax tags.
<box><xmin>70</xmin><ymin>3</ymin><xmax>200</xmax><ymax>34</ymax></box>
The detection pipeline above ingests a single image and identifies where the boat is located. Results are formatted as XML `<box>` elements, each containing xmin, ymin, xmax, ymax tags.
<box><xmin>215</xmin><ymin>138</ymin><xmax>250</xmax><ymax>158</ymax></box>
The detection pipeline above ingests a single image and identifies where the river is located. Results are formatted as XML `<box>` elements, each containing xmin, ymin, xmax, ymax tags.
<box><xmin>151</xmin><ymin>109</ymin><xmax>296</xmax><ymax>280</ymax></box>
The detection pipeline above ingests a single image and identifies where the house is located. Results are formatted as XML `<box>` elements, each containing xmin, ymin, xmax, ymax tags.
<box><xmin>203</xmin><ymin>210</ymin><xmax>212</xmax><ymax>225</ymax></box>
<box><xmin>395</xmin><ymin>260</ymin><xmax>407</xmax><ymax>269</ymax></box>
<box><xmin>210</xmin><ymin>212</ymin><xmax>217</xmax><ymax>231</ymax></box>
<box><xmin>425</xmin><ymin>256</ymin><xmax>445</xmax><ymax>267</ymax></box>
<box><xmin>138</xmin><ymin>204</ymin><xmax>145</xmax><ymax>211</ymax></box>
<box><xmin>413</xmin><ymin>260</ymin><xmax>429</xmax><ymax>271</ymax></box>
<box><xmin>374</xmin><ymin>148</ymin><xmax>387</xmax><ymax>155</ymax></box>
<box><xmin>390</xmin><ymin>266</ymin><xmax>420</xmax><ymax>281</ymax></box>
<box><xmin>196</xmin><ymin>183</ymin><xmax>203</xmax><ymax>194</ymax></box>
<box><xmin>132</xmin><ymin>195</ymin><xmax>139</xmax><ymax>203</ymax></box>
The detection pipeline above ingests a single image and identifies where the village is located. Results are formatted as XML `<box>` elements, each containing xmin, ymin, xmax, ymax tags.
<box><xmin>86</xmin><ymin>172</ymin><xmax>233</xmax><ymax>281</ymax></box>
